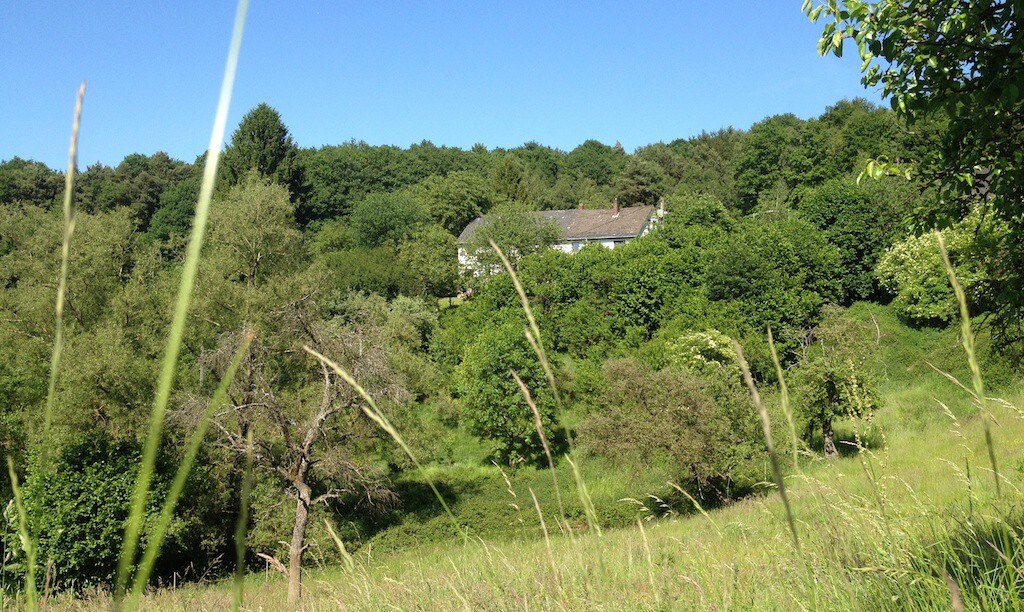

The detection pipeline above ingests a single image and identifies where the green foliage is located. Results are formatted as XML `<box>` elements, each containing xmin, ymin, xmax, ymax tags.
<box><xmin>489</xmin><ymin>155</ymin><xmax>528</xmax><ymax>203</ymax></box>
<box><xmin>664</xmin><ymin>329</ymin><xmax>738</xmax><ymax>377</ymax></box>
<box><xmin>461</xmin><ymin>203</ymin><xmax>562</xmax><ymax>271</ymax></box>
<box><xmin>454</xmin><ymin>319</ymin><xmax>554</xmax><ymax>465</ymax></box>
<box><xmin>221</xmin><ymin>103</ymin><xmax>302</xmax><ymax>200</ymax></box>
<box><xmin>396</xmin><ymin>225</ymin><xmax>459</xmax><ymax>298</ymax></box>
<box><xmin>0</xmin><ymin>157</ymin><xmax>63</xmax><ymax>207</ymax></box>
<box><xmin>792</xmin><ymin>306</ymin><xmax>880</xmax><ymax>457</ymax></box>
<box><xmin>612</xmin><ymin>157</ymin><xmax>667</xmax><ymax>207</ymax></box>
<box><xmin>794</xmin><ymin>178</ymin><xmax>898</xmax><ymax>301</ymax></box>
<box><xmin>577</xmin><ymin>358</ymin><xmax>761</xmax><ymax>500</ymax></box>
<box><xmin>415</xmin><ymin>171</ymin><xmax>498</xmax><ymax>235</ymax></box>
<box><xmin>705</xmin><ymin>215</ymin><xmax>843</xmax><ymax>351</ymax></box>
<box><xmin>349</xmin><ymin>190</ymin><xmax>428</xmax><ymax>248</ymax></box>
<box><xmin>6</xmin><ymin>439</ymin><xmax>215</xmax><ymax>591</ymax></box>
<box><xmin>564</xmin><ymin>140</ymin><xmax>625</xmax><ymax>186</ymax></box>
<box><xmin>206</xmin><ymin>174</ymin><xmax>304</xmax><ymax>287</ymax></box>
<box><xmin>809</xmin><ymin>0</ymin><xmax>1024</xmax><ymax>352</ymax></box>
<box><xmin>146</xmin><ymin>176</ymin><xmax>200</xmax><ymax>242</ymax></box>
<box><xmin>875</xmin><ymin>214</ymin><xmax>990</xmax><ymax>325</ymax></box>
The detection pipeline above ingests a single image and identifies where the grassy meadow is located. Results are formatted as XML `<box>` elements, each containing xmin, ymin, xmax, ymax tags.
<box><xmin>41</xmin><ymin>303</ymin><xmax>1024</xmax><ymax>610</ymax></box>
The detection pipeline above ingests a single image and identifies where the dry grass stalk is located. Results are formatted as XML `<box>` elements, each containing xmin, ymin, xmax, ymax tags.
<box><xmin>511</xmin><ymin>367</ymin><xmax>567</xmax><ymax>531</ymax></box>
<box><xmin>936</xmin><ymin>231</ymin><xmax>1000</xmax><ymax>498</ymax></box>
<box><xmin>42</xmin><ymin>81</ymin><xmax>86</xmax><ymax>447</ymax></box>
<box><xmin>731</xmin><ymin>338</ymin><xmax>800</xmax><ymax>551</ymax></box>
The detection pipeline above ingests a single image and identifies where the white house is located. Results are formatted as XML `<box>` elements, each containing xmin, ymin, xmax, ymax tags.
<box><xmin>456</xmin><ymin>198</ymin><xmax>664</xmax><ymax>272</ymax></box>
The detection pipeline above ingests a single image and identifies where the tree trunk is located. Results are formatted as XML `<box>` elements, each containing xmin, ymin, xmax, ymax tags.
<box><xmin>287</xmin><ymin>482</ymin><xmax>311</xmax><ymax>605</ymax></box>
<box><xmin>822</xmin><ymin>419</ymin><xmax>839</xmax><ymax>459</ymax></box>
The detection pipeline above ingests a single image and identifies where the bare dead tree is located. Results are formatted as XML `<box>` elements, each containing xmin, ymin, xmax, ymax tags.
<box><xmin>197</xmin><ymin>304</ymin><xmax>407</xmax><ymax>604</ymax></box>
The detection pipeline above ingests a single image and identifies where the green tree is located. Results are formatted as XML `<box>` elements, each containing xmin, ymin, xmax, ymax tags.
<box><xmin>875</xmin><ymin>211</ymin><xmax>994</xmax><ymax>325</ymax></box>
<box><xmin>0</xmin><ymin>157</ymin><xmax>63</xmax><ymax>207</ymax></box>
<box><xmin>565</xmin><ymin>139</ymin><xmax>625</xmax><ymax>185</ymax></box>
<box><xmin>147</xmin><ymin>175</ymin><xmax>200</xmax><ymax>242</ymax></box>
<box><xmin>793</xmin><ymin>306</ymin><xmax>879</xmax><ymax>459</ymax></box>
<box><xmin>705</xmin><ymin>216</ymin><xmax>843</xmax><ymax>353</ymax></box>
<box><xmin>397</xmin><ymin>225</ymin><xmax>459</xmax><ymax>298</ymax></box>
<box><xmin>808</xmin><ymin>0</ymin><xmax>1024</xmax><ymax>351</ymax></box>
<box><xmin>613</xmin><ymin>157</ymin><xmax>668</xmax><ymax>207</ymax></box>
<box><xmin>794</xmin><ymin>179</ymin><xmax>898</xmax><ymax>301</ymax></box>
<box><xmin>349</xmin><ymin>190</ymin><xmax>429</xmax><ymax>248</ymax></box>
<box><xmin>462</xmin><ymin>203</ymin><xmax>562</xmax><ymax>272</ymax></box>
<box><xmin>454</xmin><ymin>319</ymin><xmax>554</xmax><ymax>465</ymax></box>
<box><xmin>221</xmin><ymin>103</ymin><xmax>303</xmax><ymax>200</ymax></box>
<box><xmin>489</xmin><ymin>155</ymin><xmax>528</xmax><ymax>203</ymax></box>
<box><xmin>416</xmin><ymin>171</ymin><xmax>498</xmax><ymax>235</ymax></box>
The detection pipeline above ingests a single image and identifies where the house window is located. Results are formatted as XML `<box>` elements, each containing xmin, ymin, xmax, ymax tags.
<box><xmin>572</xmin><ymin>241</ymin><xmax>584</xmax><ymax>251</ymax></box>
<box><xmin>612</xmin><ymin>239</ymin><xmax>626</xmax><ymax>247</ymax></box>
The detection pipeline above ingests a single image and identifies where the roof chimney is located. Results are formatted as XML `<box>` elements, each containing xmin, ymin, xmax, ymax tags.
<box><xmin>613</xmin><ymin>197</ymin><xmax>620</xmax><ymax>217</ymax></box>
<box><xmin>578</xmin><ymin>201</ymin><xmax>584</xmax><ymax>210</ymax></box>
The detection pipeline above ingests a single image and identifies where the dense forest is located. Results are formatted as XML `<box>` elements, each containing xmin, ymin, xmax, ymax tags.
<box><xmin>1</xmin><ymin>93</ymin><xmax>1020</xmax><ymax>598</ymax></box>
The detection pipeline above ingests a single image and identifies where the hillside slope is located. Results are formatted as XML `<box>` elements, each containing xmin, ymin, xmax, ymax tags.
<box><xmin>76</xmin><ymin>305</ymin><xmax>1024</xmax><ymax>610</ymax></box>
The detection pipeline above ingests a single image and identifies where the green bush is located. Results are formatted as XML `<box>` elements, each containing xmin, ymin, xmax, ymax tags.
<box><xmin>875</xmin><ymin>213</ymin><xmax>989</xmax><ymax>325</ymax></box>
<box><xmin>577</xmin><ymin>358</ymin><xmax>762</xmax><ymax>502</ymax></box>
<box><xmin>454</xmin><ymin>318</ymin><xmax>555</xmax><ymax>466</ymax></box>
<box><xmin>3</xmin><ymin>440</ymin><xmax>183</xmax><ymax>591</ymax></box>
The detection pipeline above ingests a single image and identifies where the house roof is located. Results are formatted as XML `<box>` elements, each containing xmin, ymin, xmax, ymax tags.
<box><xmin>458</xmin><ymin>205</ymin><xmax>656</xmax><ymax>243</ymax></box>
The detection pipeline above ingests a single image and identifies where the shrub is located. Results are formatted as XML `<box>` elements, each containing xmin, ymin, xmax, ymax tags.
<box><xmin>577</xmin><ymin>358</ymin><xmax>762</xmax><ymax>501</ymax></box>
<box><xmin>349</xmin><ymin>190</ymin><xmax>428</xmax><ymax>247</ymax></box>
<box><xmin>794</xmin><ymin>178</ymin><xmax>898</xmax><ymax>301</ymax></box>
<box><xmin>875</xmin><ymin>212</ymin><xmax>990</xmax><ymax>325</ymax></box>
<box><xmin>705</xmin><ymin>215</ymin><xmax>843</xmax><ymax>356</ymax></box>
<box><xmin>5</xmin><ymin>440</ymin><xmax>175</xmax><ymax>591</ymax></box>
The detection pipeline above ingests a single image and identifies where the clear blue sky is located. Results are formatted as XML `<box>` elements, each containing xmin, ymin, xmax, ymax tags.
<box><xmin>0</xmin><ymin>1</ymin><xmax>881</xmax><ymax>170</ymax></box>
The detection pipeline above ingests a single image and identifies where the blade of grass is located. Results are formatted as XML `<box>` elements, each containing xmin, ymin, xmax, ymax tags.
<box><xmin>510</xmin><ymin>367</ymin><xmax>567</xmax><ymax>531</ymax></box>
<box><xmin>732</xmin><ymin>338</ymin><xmax>799</xmax><ymax>551</ymax></box>
<box><xmin>233</xmin><ymin>427</ymin><xmax>254</xmax><ymax>612</ymax></box>
<box><xmin>129</xmin><ymin>331</ymin><xmax>253</xmax><ymax>600</ymax></box>
<box><xmin>115</xmin><ymin>0</ymin><xmax>250</xmax><ymax>603</ymax></box>
<box><xmin>936</xmin><ymin>231</ymin><xmax>999</xmax><ymax>498</ymax></box>
<box><xmin>323</xmin><ymin>518</ymin><xmax>356</xmax><ymax>574</ymax></box>
<box><xmin>41</xmin><ymin>82</ymin><xmax>86</xmax><ymax>457</ymax></box>
<box><xmin>488</xmin><ymin>239</ymin><xmax>565</xmax><ymax>414</ymax></box>
<box><xmin>667</xmin><ymin>482</ymin><xmax>722</xmax><ymax>538</ymax></box>
<box><xmin>302</xmin><ymin>346</ymin><xmax>468</xmax><ymax>542</ymax></box>
<box><xmin>528</xmin><ymin>488</ymin><xmax>558</xmax><ymax>577</ymax></box>
<box><xmin>768</xmin><ymin>328</ymin><xmax>801</xmax><ymax>472</ymax></box>
<box><xmin>6</xmin><ymin>458</ymin><xmax>36</xmax><ymax>612</ymax></box>
<box><xmin>566</xmin><ymin>456</ymin><xmax>601</xmax><ymax>537</ymax></box>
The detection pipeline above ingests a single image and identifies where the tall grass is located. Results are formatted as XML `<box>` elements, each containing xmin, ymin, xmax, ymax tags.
<box><xmin>731</xmin><ymin>338</ymin><xmax>800</xmax><ymax>552</ymax></box>
<box><xmin>937</xmin><ymin>231</ymin><xmax>1001</xmax><ymax>498</ymax></box>
<box><xmin>233</xmin><ymin>427</ymin><xmax>255</xmax><ymax>612</ymax></box>
<box><xmin>114</xmin><ymin>0</ymin><xmax>250</xmax><ymax>604</ymax></box>
<box><xmin>41</xmin><ymin>82</ymin><xmax>86</xmax><ymax>449</ymax></box>
<box><xmin>127</xmin><ymin>331</ymin><xmax>253</xmax><ymax>603</ymax></box>
<box><xmin>6</xmin><ymin>458</ymin><xmax>36</xmax><ymax>611</ymax></box>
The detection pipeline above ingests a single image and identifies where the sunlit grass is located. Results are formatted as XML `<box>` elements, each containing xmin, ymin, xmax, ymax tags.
<box><xmin>115</xmin><ymin>0</ymin><xmax>251</xmax><ymax>605</ymax></box>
